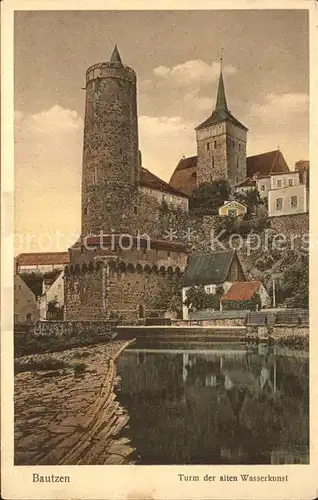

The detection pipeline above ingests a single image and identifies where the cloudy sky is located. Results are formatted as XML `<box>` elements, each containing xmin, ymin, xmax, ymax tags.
<box><xmin>14</xmin><ymin>9</ymin><xmax>309</xmax><ymax>253</ymax></box>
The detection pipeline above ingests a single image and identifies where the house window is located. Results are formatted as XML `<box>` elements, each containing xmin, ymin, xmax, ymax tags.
<box><xmin>235</xmin><ymin>177</ymin><xmax>239</xmax><ymax>183</ymax></box>
<box><xmin>288</xmin><ymin>178</ymin><xmax>293</xmax><ymax>186</ymax></box>
<box><xmin>206</xmin><ymin>142</ymin><xmax>210</xmax><ymax>151</ymax></box>
<box><xmin>261</xmin><ymin>185</ymin><xmax>265</xmax><ymax>191</ymax></box>
<box><xmin>291</xmin><ymin>195</ymin><xmax>298</xmax><ymax>208</ymax></box>
<box><xmin>276</xmin><ymin>197</ymin><xmax>283</xmax><ymax>211</ymax></box>
<box><xmin>214</xmin><ymin>140</ymin><xmax>217</xmax><ymax>149</ymax></box>
<box><xmin>228</xmin><ymin>208</ymin><xmax>237</xmax><ymax>216</ymax></box>
<box><xmin>167</xmin><ymin>251</ymin><xmax>171</xmax><ymax>257</ymax></box>
<box><xmin>277</xmin><ymin>180</ymin><xmax>282</xmax><ymax>188</ymax></box>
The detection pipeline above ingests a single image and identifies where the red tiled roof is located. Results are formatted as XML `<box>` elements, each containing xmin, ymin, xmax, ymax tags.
<box><xmin>247</xmin><ymin>150</ymin><xmax>290</xmax><ymax>178</ymax></box>
<box><xmin>16</xmin><ymin>252</ymin><xmax>69</xmax><ymax>266</ymax></box>
<box><xmin>140</xmin><ymin>167</ymin><xmax>188</xmax><ymax>198</ymax></box>
<box><xmin>235</xmin><ymin>178</ymin><xmax>256</xmax><ymax>188</ymax></box>
<box><xmin>221</xmin><ymin>281</ymin><xmax>261</xmax><ymax>302</ymax></box>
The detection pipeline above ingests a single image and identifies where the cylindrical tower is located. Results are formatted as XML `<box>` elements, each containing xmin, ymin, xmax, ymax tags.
<box><xmin>81</xmin><ymin>45</ymin><xmax>139</xmax><ymax>236</ymax></box>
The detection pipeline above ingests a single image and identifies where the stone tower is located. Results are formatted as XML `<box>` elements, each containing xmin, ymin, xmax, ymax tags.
<box><xmin>196</xmin><ymin>60</ymin><xmax>248</xmax><ymax>188</ymax></box>
<box><xmin>81</xmin><ymin>45</ymin><xmax>139</xmax><ymax>236</ymax></box>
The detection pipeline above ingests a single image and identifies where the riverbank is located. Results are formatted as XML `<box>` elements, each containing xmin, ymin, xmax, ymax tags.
<box><xmin>14</xmin><ymin>339</ymin><xmax>135</xmax><ymax>465</ymax></box>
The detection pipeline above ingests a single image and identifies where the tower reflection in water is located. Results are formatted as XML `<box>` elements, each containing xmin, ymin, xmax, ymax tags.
<box><xmin>115</xmin><ymin>344</ymin><xmax>309</xmax><ymax>465</ymax></box>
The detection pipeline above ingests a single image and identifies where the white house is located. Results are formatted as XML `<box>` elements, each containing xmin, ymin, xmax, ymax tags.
<box><xmin>15</xmin><ymin>252</ymin><xmax>69</xmax><ymax>274</ymax></box>
<box><xmin>39</xmin><ymin>270</ymin><xmax>64</xmax><ymax>320</ymax></box>
<box><xmin>220</xmin><ymin>281</ymin><xmax>271</xmax><ymax>310</ymax></box>
<box><xmin>182</xmin><ymin>250</ymin><xmax>246</xmax><ymax>320</ymax></box>
<box><xmin>268</xmin><ymin>183</ymin><xmax>308</xmax><ymax>217</ymax></box>
<box><xmin>14</xmin><ymin>274</ymin><xmax>39</xmax><ymax>324</ymax></box>
<box><xmin>140</xmin><ymin>167</ymin><xmax>189</xmax><ymax>211</ymax></box>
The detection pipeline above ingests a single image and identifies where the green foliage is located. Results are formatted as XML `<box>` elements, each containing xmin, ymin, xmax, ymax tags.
<box><xmin>189</xmin><ymin>180</ymin><xmax>231</xmax><ymax>215</ymax></box>
<box><xmin>233</xmin><ymin>188</ymin><xmax>264</xmax><ymax>213</ymax></box>
<box><xmin>222</xmin><ymin>292</ymin><xmax>261</xmax><ymax>311</ymax></box>
<box><xmin>278</xmin><ymin>254</ymin><xmax>309</xmax><ymax>308</ymax></box>
<box><xmin>184</xmin><ymin>285</ymin><xmax>221</xmax><ymax>311</ymax></box>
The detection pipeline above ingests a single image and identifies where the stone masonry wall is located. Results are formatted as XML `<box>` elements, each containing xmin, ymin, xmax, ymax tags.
<box><xmin>82</xmin><ymin>62</ymin><xmax>139</xmax><ymax>236</ymax></box>
<box><xmin>269</xmin><ymin>213</ymin><xmax>309</xmax><ymax>239</ymax></box>
<box><xmin>65</xmin><ymin>264</ymin><xmax>183</xmax><ymax>323</ymax></box>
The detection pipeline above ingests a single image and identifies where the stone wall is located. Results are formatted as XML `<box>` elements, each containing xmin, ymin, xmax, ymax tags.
<box><xmin>269</xmin><ymin>213</ymin><xmax>309</xmax><ymax>238</ymax></box>
<box><xmin>65</xmin><ymin>263</ymin><xmax>184</xmax><ymax>323</ymax></box>
<box><xmin>32</xmin><ymin>320</ymin><xmax>116</xmax><ymax>337</ymax></box>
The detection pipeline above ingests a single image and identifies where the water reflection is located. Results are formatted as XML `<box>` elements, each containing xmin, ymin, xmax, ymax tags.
<box><xmin>115</xmin><ymin>343</ymin><xmax>309</xmax><ymax>465</ymax></box>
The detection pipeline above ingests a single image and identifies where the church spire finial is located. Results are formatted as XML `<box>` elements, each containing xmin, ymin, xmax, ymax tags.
<box><xmin>215</xmin><ymin>49</ymin><xmax>228</xmax><ymax>112</ymax></box>
<box><xmin>110</xmin><ymin>45</ymin><xmax>122</xmax><ymax>64</ymax></box>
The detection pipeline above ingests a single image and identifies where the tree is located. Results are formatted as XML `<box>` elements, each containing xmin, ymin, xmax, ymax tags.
<box><xmin>279</xmin><ymin>254</ymin><xmax>308</xmax><ymax>308</ymax></box>
<box><xmin>234</xmin><ymin>188</ymin><xmax>264</xmax><ymax>214</ymax></box>
<box><xmin>189</xmin><ymin>180</ymin><xmax>231</xmax><ymax>215</ymax></box>
<box><xmin>184</xmin><ymin>285</ymin><xmax>221</xmax><ymax>311</ymax></box>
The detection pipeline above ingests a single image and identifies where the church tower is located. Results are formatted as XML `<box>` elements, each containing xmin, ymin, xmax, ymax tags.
<box><xmin>196</xmin><ymin>58</ymin><xmax>248</xmax><ymax>187</ymax></box>
<box><xmin>81</xmin><ymin>46</ymin><xmax>139</xmax><ymax>236</ymax></box>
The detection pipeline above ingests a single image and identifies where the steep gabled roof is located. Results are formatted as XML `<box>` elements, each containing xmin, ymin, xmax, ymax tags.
<box><xmin>183</xmin><ymin>250</ymin><xmax>236</xmax><ymax>287</ymax></box>
<box><xmin>221</xmin><ymin>281</ymin><xmax>261</xmax><ymax>302</ymax></box>
<box><xmin>247</xmin><ymin>150</ymin><xmax>289</xmax><ymax>178</ymax></box>
<box><xmin>140</xmin><ymin>167</ymin><xmax>188</xmax><ymax>198</ymax></box>
<box><xmin>169</xmin><ymin>156</ymin><xmax>198</xmax><ymax>196</ymax></box>
<box><xmin>174</xmin><ymin>156</ymin><xmax>198</xmax><ymax>172</ymax></box>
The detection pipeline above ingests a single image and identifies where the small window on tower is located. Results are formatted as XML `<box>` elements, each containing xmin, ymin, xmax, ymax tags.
<box><xmin>212</xmin><ymin>157</ymin><xmax>215</xmax><ymax>168</ymax></box>
<box><xmin>119</xmin><ymin>148</ymin><xmax>122</xmax><ymax>154</ymax></box>
<box><xmin>206</xmin><ymin>142</ymin><xmax>210</xmax><ymax>151</ymax></box>
<box><xmin>134</xmin><ymin>205</ymin><xmax>138</xmax><ymax>214</ymax></box>
<box><xmin>214</xmin><ymin>141</ymin><xmax>217</xmax><ymax>149</ymax></box>
<box><xmin>94</xmin><ymin>166</ymin><xmax>98</xmax><ymax>184</ymax></box>
<box><xmin>239</xmin><ymin>143</ymin><xmax>241</xmax><ymax>151</ymax></box>
<box><xmin>84</xmin><ymin>207</ymin><xmax>88</xmax><ymax>215</ymax></box>
<box><xmin>237</xmin><ymin>158</ymin><xmax>239</xmax><ymax>169</ymax></box>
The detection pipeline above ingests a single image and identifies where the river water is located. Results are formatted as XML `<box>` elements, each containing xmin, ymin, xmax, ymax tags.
<box><xmin>115</xmin><ymin>341</ymin><xmax>309</xmax><ymax>465</ymax></box>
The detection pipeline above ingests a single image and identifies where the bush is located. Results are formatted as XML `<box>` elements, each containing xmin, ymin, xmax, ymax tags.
<box><xmin>73</xmin><ymin>362</ymin><xmax>87</xmax><ymax>376</ymax></box>
<box><xmin>222</xmin><ymin>293</ymin><xmax>261</xmax><ymax>311</ymax></box>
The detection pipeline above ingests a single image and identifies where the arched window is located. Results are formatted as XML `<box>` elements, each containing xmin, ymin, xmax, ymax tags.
<box><xmin>26</xmin><ymin>313</ymin><xmax>33</xmax><ymax>324</ymax></box>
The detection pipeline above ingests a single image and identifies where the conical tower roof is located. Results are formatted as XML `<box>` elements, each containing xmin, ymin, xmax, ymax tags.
<box><xmin>110</xmin><ymin>45</ymin><xmax>122</xmax><ymax>64</ymax></box>
<box><xmin>196</xmin><ymin>58</ymin><xmax>248</xmax><ymax>132</ymax></box>
<box><xmin>215</xmin><ymin>69</ymin><xmax>228</xmax><ymax>111</ymax></box>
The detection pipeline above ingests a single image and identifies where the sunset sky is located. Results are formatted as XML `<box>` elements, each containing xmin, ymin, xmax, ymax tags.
<box><xmin>14</xmin><ymin>9</ymin><xmax>309</xmax><ymax>253</ymax></box>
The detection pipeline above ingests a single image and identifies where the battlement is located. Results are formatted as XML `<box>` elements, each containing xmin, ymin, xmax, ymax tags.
<box><xmin>86</xmin><ymin>62</ymin><xmax>136</xmax><ymax>85</ymax></box>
